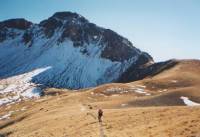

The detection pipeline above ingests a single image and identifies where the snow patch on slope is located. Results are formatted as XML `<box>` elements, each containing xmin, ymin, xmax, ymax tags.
<box><xmin>21</xmin><ymin>87</ymin><xmax>42</xmax><ymax>98</ymax></box>
<box><xmin>0</xmin><ymin>107</ymin><xmax>27</xmax><ymax>120</ymax></box>
<box><xmin>0</xmin><ymin>95</ymin><xmax>20</xmax><ymax>106</ymax></box>
<box><xmin>0</xmin><ymin>111</ymin><xmax>13</xmax><ymax>120</ymax></box>
<box><xmin>134</xmin><ymin>88</ymin><xmax>151</xmax><ymax>96</ymax></box>
<box><xmin>180</xmin><ymin>96</ymin><xmax>200</xmax><ymax>106</ymax></box>
<box><xmin>0</xmin><ymin>67</ymin><xmax>51</xmax><ymax>106</ymax></box>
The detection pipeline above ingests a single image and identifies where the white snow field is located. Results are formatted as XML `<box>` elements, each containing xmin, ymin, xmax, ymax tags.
<box><xmin>0</xmin><ymin>67</ymin><xmax>51</xmax><ymax>106</ymax></box>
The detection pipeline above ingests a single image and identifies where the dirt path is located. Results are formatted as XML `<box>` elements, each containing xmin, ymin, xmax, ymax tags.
<box><xmin>99</xmin><ymin>122</ymin><xmax>105</xmax><ymax>137</ymax></box>
<box><xmin>83</xmin><ymin>103</ymin><xmax>106</xmax><ymax>137</ymax></box>
<box><xmin>86</xmin><ymin>112</ymin><xmax>106</xmax><ymax>137</ymax></box>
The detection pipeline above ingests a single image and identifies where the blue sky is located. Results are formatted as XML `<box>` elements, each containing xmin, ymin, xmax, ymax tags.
<box><xmin>1</xmin><ymin>0</ymin><xmax>200</xmax><ymax>61</ymax></box>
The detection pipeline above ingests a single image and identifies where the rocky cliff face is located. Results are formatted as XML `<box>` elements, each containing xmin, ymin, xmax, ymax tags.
<box><xmin>0</xmin><ymin>11</ymin><xmax>153</xmax><ymax>95</ymax></box>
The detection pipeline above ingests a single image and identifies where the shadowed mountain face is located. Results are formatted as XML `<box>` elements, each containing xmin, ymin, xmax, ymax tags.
<box><xmin>0</xmin><ymin>11</ymin><xmax>153</xmax><ymax>89</ymax></box>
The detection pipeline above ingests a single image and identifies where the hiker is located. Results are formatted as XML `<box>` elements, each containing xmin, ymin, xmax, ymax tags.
<box><xmin>98</xmin><ymin>109</ymin><xmax>103</xmax><ymax>122</ymax></box>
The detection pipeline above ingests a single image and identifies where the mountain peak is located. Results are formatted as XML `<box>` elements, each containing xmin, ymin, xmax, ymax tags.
<box><xmin>52</xmin><ymin>11</ymin><xmax>80</xmax><ymax>19</ymax></box>
<box><xmin>0</xmin><ymin>18</ymin><xmax>32</xmax><ymax>30</ymax></box>
<box><xmin>39</xmin><ymin>11</ymin><xmax>89</xmax><ymax>38</ymax></box>
<box><xmin>51</xmin><ymin>11</ymin><xmax>88</xmax><ymax>23</ymax></box>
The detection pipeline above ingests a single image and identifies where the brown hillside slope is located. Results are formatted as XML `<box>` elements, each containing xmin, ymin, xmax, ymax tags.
<box><xmin>0</xmin><ymin>60</ymin><xmax>200</xmax><ymax>137</ymax></box>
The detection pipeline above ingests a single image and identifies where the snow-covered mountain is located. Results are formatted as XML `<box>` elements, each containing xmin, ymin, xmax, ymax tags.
<box><xmin>0</xmin><ymin>12</ymin><xmax>153</xmax><ymax>104</ymax></box>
